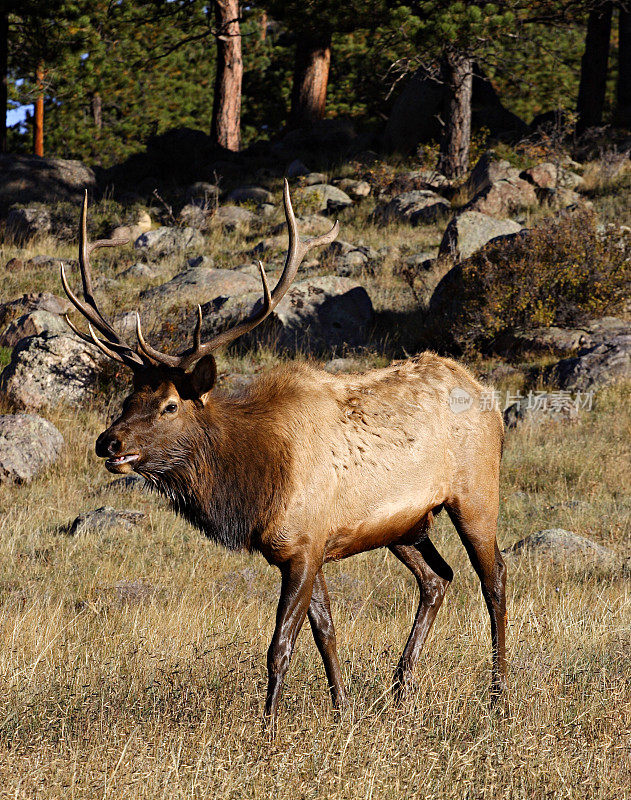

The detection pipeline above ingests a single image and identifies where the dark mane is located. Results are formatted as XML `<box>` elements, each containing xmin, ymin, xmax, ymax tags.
<box><xmin>138</xmin><ymin>390</ymin><xmax>294</xmax><ymax>552</ymax></box>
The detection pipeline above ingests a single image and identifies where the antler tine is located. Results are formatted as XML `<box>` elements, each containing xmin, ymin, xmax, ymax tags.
<box><xmin>75</xmin><ymin>190</ymin><xmax>130</xmax><ymax>342</ymax></box>
<box><xmin>64</xmin><ymin>314</ymin><xmax>146</xmax><ymax>369</ymax></box>
<box><xmin>173</xmin><ymin>180</ymin><xmax>338</xmax><ymax>368</ymax></box>
<box><xmin>127</xmin><ymin>180</ymin><xmax>339</xmax><ymax>372</ymax></box>
<box><xmin>60</xmin><ymin>193</ymin><xmax>151</xmax><ymax>371</ymax></box>
<box><xmin>135</xmin><ymin>313</ymin><xmax>181</xmax><ymax>368</ymax></box>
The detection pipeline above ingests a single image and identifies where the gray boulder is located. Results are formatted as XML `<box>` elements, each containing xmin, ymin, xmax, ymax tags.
<box><xmin>210</xmin><ymin>205</ymin><xmax>257</xmax><ymax>230</ymax></box>
<box><xmin>299</xmin><ymin>184</ymin><xmax>353</xmax><ymax>213</ymax></box>
<box><xmin>0</xmin><ymin>332</ymin><xmax>105</xmax><ymax>411</ymax></box>
<box><xmin>503</xmin><ymin>400</ymin><xmax>579</xmax><ymax>429</ymax></box>
<box><xmin>69</xmin><ymin>506</ymin><xmax>145</xmax><ymax>535</ymax></box>
<box><xmin>227</xmin><ymin>185</ymin><xmax>274</xmax><ymax>204</ymax></box>
<box><xmin>331</xmin><ymin>178</ymin><xmax>371</xmax><ymax>198</ymax></box>
<box><xmin>178</xmin><ymin>204</ymin><xmax>211</xmax><ymax>230</ymax></box>
<box><xmin>335</xmin><ymin>249</ymin><xmax>370</xmax><ymax>277</ymax></box>
<box><xmin>185</xmin><ymin>182</ymin><xmax>220</xmax><ymax>204</ymax></box>
<box><xmin>134</xmin><ymin>226</ymin><xmax>204</xmax><ymax>257</ymax></box>
<box><xmin>140</xmin><ymin>267</ymin><xmax>260</xmax><ymax>307</ymax></box>
<box><xmin>0</xmin><ymin>292</ymin><xmax>72</xmax><ymax>328</ymax></box>
<box><xmin>0</xmin><ymin>310</ymin><xmax>69</xmax><ymax>347</ymax></box>
<box><xmin>468</xmin><ymin>153</ymin><xmax>520</xmax><ymax>195</ymax></box>
<box><xmin>5</xmin><ymin>206</ymin><xmax>52</xmax><ymax>242</ymax></box>
<box><xmin>286</xmin><ymin>159</ymin><xmax>310</xmax><ymax>178</ymax></box>
<box><xmin>271</xmin><ymin>213</ymin><xmax>335</xmax><ymax>237</ymax></box>
<box><xmin>302</xmin><ymin>172</ymin><xmax>328</xmax><ymax>186</ymax></box>
<box><xmin>465</xmin><ymin>178</ymin><xmax>537</xmax><ymax>217</ymax></box>
<box><xmin>502</xmin><ymin>529</ymin><xmax>615</xmax><ymax>567</ymax></box>
<box><xmin>0</xmin><ymin>414</ymin><xmax>64</xmax><ymax>484</ymax></box>
<box><xmin>119</xmin><ymin>262</ymin><xmax>159</xmax><ymax>280</ymax></box>
<box><xmin>439</xmin><ymin>211</ymin><xmax>523</xmax><ymax>260</ymax></box>
<box><xmin>549</xmin><ymin>332</ymin><xmax>631</xmax><ymax>391</ymax></box>
<box><xmin>0</xmin><ymin>153</ymin><xmax>96</xmax><ymax>206</ymax></box>
<box><xmin>274</xmin><ymin>276</ymin><xmax>373</xmax><ymax>352</ymax></box>
<box><xmin>200</xmin><ymin>276</ymin><xmax>374</xmax><ymax>354</ymax></box>
<box><xmin>373</xmin><ymin>190</ymin><xmax>451</xmax><ymax>226</ymax></box>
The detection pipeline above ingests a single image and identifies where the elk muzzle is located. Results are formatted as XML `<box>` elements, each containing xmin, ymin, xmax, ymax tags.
<box><xmin>96</xmin><ymin>428</ymin><xmax>140</xmax><ymax>473</ymax></box>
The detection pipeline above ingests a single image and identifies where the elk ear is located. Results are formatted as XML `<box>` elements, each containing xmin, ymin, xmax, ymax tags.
<box><xmin>189</xmin><ymin>354</ymin><xmax>217</xmax><ymax>403</ymax></box>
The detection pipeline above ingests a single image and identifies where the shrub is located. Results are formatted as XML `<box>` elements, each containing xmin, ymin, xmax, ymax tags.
<box><xmin>430</xmin><ymin>209</ymin><xmax>631</xmax><ymax>353</ymax></box>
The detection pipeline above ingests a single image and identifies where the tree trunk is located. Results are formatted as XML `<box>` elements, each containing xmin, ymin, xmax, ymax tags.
<box><xmin>90</xmin><ymin>91</ymin><xmax>102</xmax><ymax>131</ymax></box>
<box><xmin>437</xmin><ymin>49</ymin><xmax>472</xmax><ymax>180</ymax></box>
<box><xmin>617</xmin><ymin>8</ymin><xmax>631</xmax><ymax>126</ymax></box>
<box><xmin>33</xmin><ymin>63</ymin><xmax>44</xmax><ymax>157</ymax></box>
<box><xmin>0</xmin><ymin>8</ymin><xmax>7</xmax><ymax>153</ymax></box>
<box><xmin>289</xmin><ymin>31</ymin><xmax>331</xmax><ymax>129</ymax></box>
<box><xmin>576</xmin><ymin>2</ymin><xmax>613</xmax><ymax>134</ymax></box>
<box><xmin>210</xmin><ymin>0</ymin><xmax>242</xmax><ymax>151</ymax></box>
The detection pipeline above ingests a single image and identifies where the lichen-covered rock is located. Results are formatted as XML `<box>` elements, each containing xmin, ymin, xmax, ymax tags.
<box><xmin>0</xmin><ymin>153</ymin><xmax>96</xmax><ymax>206</ymax></box>
<box><xmin>0</xmin><ymin>292</ymin><xmax>72</xmax><ymax>328</ymax></box>
<box><xmin>549</xmin><ymin>332</ymin><xmax>631</xmax><ymax>391</ymax></box>
<box><xmin>69</xmin><ymin>506</ymin><xmax>145</xmax><ymax>535</ymax></box>
<box><xmin>5</xmin><ymin>206</ymin><xmax>52</xmax><ymax>242</ymax></box>
<box><xmin>373</xmin><ymin>190</ymin><xmax>451</xmax><ymax>226</ymax></box>
<box><xmin>134</xmin><ymin>226</ymin><xmax>204</xmax><ymax>256</ymax></box>
<box><xmin>502</xmin><ymin>529</ymin><xmax>616</xmax><ymax>567</ymax></box>
<box><xmin>464</xmin><ymin>178</ymin><xmax>537</xmax><ymax>217</ymax></box>
<box><xmin>210</xmin><ymin>205</ymin><xmax>257</xmax><ymax>230</ymax></box>
<box><xmin>199</xmin><ymin>276</ymin><xmax>374</xmax><ymax>354</ymax></box>
<box><xmin>274</xmin><ymin>276</ymin><xmax>373</xmax><ymax>352</ymax></box>
<box><xmin>298</xmin><ymin>184</ymin><xmax>353</xmax><ymax>213</ymax></box>
<box><xmin>140</xmin><ymin>267</ymin><xmax>260</xmax><ymax>307</ymax></box>
<box><xmin>227</xmin><ymin>185</ymin><xmax>274</xmax><ymax>204</ymax></box>
<box><xmin>0</xmin><ymin>414</ymin><xmax>64</xmax><ymax>483</ymax></box>
<box><xmin>439</xmin><ymin>211</ymin><xmax>523</xmax><ymax>260</ymax></box>
<box><xmin>0</xmin><ymin>310</ymin><xmax>68</xmax><ymax>347</ymax></box>
<box><xmin>0</xmin><ymin>332</ymin><xmax>105</xmax><ymax>410</ymax></box>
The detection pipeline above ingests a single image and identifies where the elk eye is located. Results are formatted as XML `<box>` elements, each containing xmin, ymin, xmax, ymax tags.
<box><xmin>163</xmin><ymin>402</ymin><xmax>178</xmax><ymax>415</ymax></box>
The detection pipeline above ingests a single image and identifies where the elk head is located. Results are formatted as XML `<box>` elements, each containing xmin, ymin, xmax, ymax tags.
<box><xmin>61</xmin><ymin>182</ymin><xmax>339</xmax><ymax>477</ymax></box>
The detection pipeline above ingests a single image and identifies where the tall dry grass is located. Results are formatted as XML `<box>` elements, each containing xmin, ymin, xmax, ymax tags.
<box><xmin>0</xmin><ymin>381</ymin><xmax>629</xmax><ymax>799</ymax></box>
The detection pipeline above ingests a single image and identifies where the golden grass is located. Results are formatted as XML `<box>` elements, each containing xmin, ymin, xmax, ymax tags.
<box><xmin>1</xmin><ymin>169</ymin><xmax>631</xmax><ymax>797</ymax></box>
<box><xmin>0</xmin><ymin>380</ymin><xmax>629</xmax><ymax>799</ymax></box>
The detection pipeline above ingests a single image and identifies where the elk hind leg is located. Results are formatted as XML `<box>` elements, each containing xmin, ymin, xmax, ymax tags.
<box><xmin>447</xmin><ymin>499</ymin><xmax>508</xmax><ymax>706</ymax></box>
<box><xmin>389</xmin><ymin>535</ymin><xmax>453</xmax><ymax>704</ymax></box>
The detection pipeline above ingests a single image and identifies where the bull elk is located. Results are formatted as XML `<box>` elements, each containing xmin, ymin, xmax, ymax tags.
<box><xmin>60</xmin><ymin>181</ymin><xmax>507</xmax><ymax>728</ymax></box>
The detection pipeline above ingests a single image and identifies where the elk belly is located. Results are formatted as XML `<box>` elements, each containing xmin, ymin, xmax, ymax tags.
<box><xmin>324</xmin><ymin>503</ymin><xmax>434</xmax><ymax>562</ymax></box>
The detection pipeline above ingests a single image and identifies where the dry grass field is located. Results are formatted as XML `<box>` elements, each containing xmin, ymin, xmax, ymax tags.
<box><xmin>0</xmin><ymin>374</ymin><xmax>629</xmax><ymax>799</ymax></box>
<box><xmin>0</xmin><ymin>164</ymin><xmax>630</xmax><ymax>798</ymax></box>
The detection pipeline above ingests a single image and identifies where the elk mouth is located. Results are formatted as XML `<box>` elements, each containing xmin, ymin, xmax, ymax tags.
<box><xmin>105</xmin><ymin>453</ymin><xmax>140</xmax><ymax>473</ymax></box>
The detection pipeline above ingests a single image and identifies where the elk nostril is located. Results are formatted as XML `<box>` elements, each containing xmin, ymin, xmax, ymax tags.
<box><xmin>96</xmin><ymin>432</ymin><xmax>122</xmax><ymax>458</ymax></box>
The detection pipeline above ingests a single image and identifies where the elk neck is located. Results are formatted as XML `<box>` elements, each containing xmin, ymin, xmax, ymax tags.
<box><xmin>141</xmin><ymin>389</ymin><xmax>294</xmax><ymax>553</ymax></box>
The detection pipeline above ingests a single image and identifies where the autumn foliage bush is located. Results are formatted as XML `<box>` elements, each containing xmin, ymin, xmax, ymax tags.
<box><xmin>431</xmin><ymin>209</ymin><xmax>631</xmax><ymax>352</ymax></box>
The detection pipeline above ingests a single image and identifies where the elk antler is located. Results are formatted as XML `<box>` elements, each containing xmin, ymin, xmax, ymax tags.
<box><xmin>134</xmin><ymin>178</ymin><xmax>339</xmax><ymax>371</ymax></box>
<box><xmin>62</xmin><ymin>181</ymin><xmax>339</xmax><ymax>373</ymax></box>
<box><xmin>60</xmin><ymin>190</ymin><xmax>152</xmax><ymax>369</ymax></box>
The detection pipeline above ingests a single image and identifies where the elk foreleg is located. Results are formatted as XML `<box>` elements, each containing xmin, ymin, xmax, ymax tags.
<box><xmin>308</xmin><ymin>569</ymin><xmax>347</xmax><ymax>710</ymax></box>
<box><xmin>390</xmin><ymin>536</ymin><xmax>453</xmax><ymax>704</ymax></box>
<box><xmin>265</xmin><ymin>557</ymin><xmax>318</xmax><ymax>729</ymax></box>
